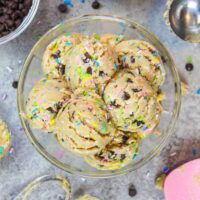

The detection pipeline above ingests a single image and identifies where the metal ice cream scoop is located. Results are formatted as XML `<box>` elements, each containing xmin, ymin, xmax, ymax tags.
<box><xmin>169</xmin><ymin>0</ymin><xmax>200</xmax><ymax>42</ymax></box>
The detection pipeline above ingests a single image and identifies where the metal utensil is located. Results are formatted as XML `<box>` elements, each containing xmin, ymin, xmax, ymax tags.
<box><xmin>169</xmin><ymin>0</ymin><xmax>200</xmax><ymax>42</ymax></box>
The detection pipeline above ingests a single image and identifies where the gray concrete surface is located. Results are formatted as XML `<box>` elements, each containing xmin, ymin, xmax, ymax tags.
<box><xmin>0</xmin><ymin>0</ymin><xmax>200</xmax><ymax>199</ymax></box>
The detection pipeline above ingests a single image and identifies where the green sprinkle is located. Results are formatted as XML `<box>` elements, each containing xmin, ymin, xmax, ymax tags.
<box><xmin>94</xmin><ymin>33</ymin><xmax>100</xmax><ymax>40</ymax></box>
<box><xmin>186</xmin><ymin>56</ymin><xmax>193</xmax><ymax>63</ymax></box>
<box><xmin>83</xmin><ymin>90</ymin><xmax>88</xmax><ymax>96</ymax></box>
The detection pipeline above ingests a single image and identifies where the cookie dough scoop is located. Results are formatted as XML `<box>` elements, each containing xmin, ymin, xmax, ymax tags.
<box><xmin>104</xmin><ymin>70</ymin><xmax>162</xmax><ymax>138</ymax></box>
<box><xmin>56</xmin><ymin>89</ymin><xmax>116</xmax><ymax>155</ymax></box>
<box><xmin>26</xmin><ymin>78</ymin><xmax>71</xmax><ymax>133</ymax></box>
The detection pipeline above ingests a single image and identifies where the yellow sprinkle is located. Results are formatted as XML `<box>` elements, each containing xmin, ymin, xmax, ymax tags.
<box><xmin>92</xmin><ymin>122</ymin><xmax>98</xmax><ymax>129</ymax></box>
<box><xmin>28</xmin><ymin>114</ymin><xmax>33</xmax><ymax>119</ymax></box>
<box><xmin>157</xmin><ymin>92</ymin><xmax>165</xmax><ymax>101</ymax></box>
<box><xmin>154</xmin><ymin>57</ymin><xmax>160</xmax><ymax>63</ymax></box>
<box><xmin>50</xmin><ymin>119</ymin><xmax>55</xmax><ymax>126</ymax></box>
<box><xmin>5</xmin><ymin>133</ymin><xmax>11</xmax><ymax>141</ymax></box>
<box><xmin>138</xmin><ymin>132</ymin><xmax>145</xmax><ymax>139</ymax></box>
<box><xmin>39</xmin><ymin>108</ymin><xmax>45</xmax><ymax>113</ymax></box>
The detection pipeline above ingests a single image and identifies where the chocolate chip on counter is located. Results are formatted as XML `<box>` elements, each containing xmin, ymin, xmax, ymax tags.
<box><xmin>128</xmin><ymin>184</ymin><xmax>137</xmax><ymax>197</ymax></box>
<box><xmin>58</xmin><ymin>4</ymin><xmax>68</xmax><ymax>13</ymax></box>
<box><xmin>86</xmin><ymin>67</ymin><xmax>92</xmax><ymax>75</ymax></box>
<box><xmin>122</xmin><ymin>91</ymin><xmax>130</xmax><ymax>100</ymax></box>
<box><xmin>91</xmin><ymin>0</ymin><xmax>100</xmax><ymax>9</ymax></box>
<box><xmin>12</xmin><ymin>80</ymin><xmax>18</xmax><ymax>89</ymax></box>
<box><xmin>130</xmin><ymin>56</ymin><xmax>135</xmax><ymax>63</ymax></box>
<box><xmin>185</xmin><ymin>63</ymin><xmax>194</xmax><ymax>71</ymax></box>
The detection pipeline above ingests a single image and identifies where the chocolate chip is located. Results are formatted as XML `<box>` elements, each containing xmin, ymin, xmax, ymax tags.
<box><xmin>83</xmin><ymin>52</ymin><xmax>92</xmax><ymax>63</ymax></box>
<box><xmin>133</xmin><ymin>120</ymin><xmax>144</xmax><ymax>126</ymax></box>
<box><xmin>185</xmin><ymin>63</ymin><xmax>194</xmax><ymax>71</ymax></box>
<box><xmin>132</xmin><ymin>88</ymin><xmax>141</xmax><ymax>93</ymax></box>
<box><xmin>120</xmin><ymin>154</ymin><xmax>126</xmax><ymax>161</ymax></box>
<box><xmin>51</xmin><ymin>50</ymin><xmax>61</xmax><ymax>59</ymax></box>
<box><xmin>91</xmin><ymin>1</ymin><xmax>100</xmax><ymax>9</ymax></box>
<box><xmin>99</xmin><ymin>70</ymin><xmax>106</xmax><ymax>77</ymax></box>
<box><xmin>122</xmin><ymin>91</ymin><xmax>130</xmax><ymax>100</ymax></box>
<box><xmin>47</xmin><ymin>107</ymin><xmax>55</xmax><ymax>113</ymax></box>
<box><xmin>12</xmin><ymin>80</ymin><xmax>18</xmax><ymax>89</ymax></box>
<box><xmin>130</xmin><ymin>56</ymin><xmax>135</xmax><ymax>63</ymax></box>
<box><xmin>86</xmin><ymin>67</ymin><xmax>92</xmax><ymax>75</ymax></box>
<box><xmin>110</xmin><ymin>100</ymin><xmax>120</xmax><ymax>108</ymax></box>
<box><xmin>128</xmin><ymin>184</ymin><xmax>137</xmax><ymax>197</ymax></box>
<box><xmin>130</xmin><ymin>112</ymin><xmax>134</xmax><ymax>117</ymax></box>
<box><xmin>161</xmin><ymin>55</ymin><xmax>166</xmax><ymax>63</ymax></box>
<box><xmin>122</xmin><ymin>135</ymin><xmax>129</xmax><ymax>144</ymax></box>
<box><xmin>127</xmin><ymin>78</ymin><xmax>133</xmax><ymax>83</ymax></box>
<box><xmin>58</xmin><ymin>4</ymin><xmax>67</xmax><ymax>13</ymax></box>
<box><xmin>54</xmin><ymin>102</ymin><xmax>63</xmax><ymax>111</ymax></box>
<box><xmin>58</xmin><ymin>64</ymin><xmax>65</xmax><ymax>75</ymax></box>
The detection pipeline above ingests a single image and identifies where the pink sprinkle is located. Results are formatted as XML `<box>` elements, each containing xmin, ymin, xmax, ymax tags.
<box><xmin>9</xmin><ymin>147</ymin><xmax>14</xmax><ymax>154</ymax></box>
<box><xmin>56</xmin><ymin>150</ymin><xmax>64</xmax><ymax>158</ymax></box>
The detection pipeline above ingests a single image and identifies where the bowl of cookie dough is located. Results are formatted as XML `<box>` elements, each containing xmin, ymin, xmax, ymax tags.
<box><xmin>0</xmin><ymin>0</ymin><xmax>40</xmax><ymax>45</ymax></box>
<box><xmin>17</xmin><ymin>15</ymin><xmax>181</xmax><ymax>178</ymax></box>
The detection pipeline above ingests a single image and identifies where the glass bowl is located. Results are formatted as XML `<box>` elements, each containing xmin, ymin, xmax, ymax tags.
<box><xmin>17</xmin><ymin>15</ymin><xmax>181</xmax><ymax>178</ymax></box>
<box><xmin>0</xmin><ymin>0</ymin><xmax>40</xmax><ymax>45</ymax></box>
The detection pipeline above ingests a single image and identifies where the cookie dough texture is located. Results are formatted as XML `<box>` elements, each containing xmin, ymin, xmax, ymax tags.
<box><xmin>0</xmin><ymin>120</ymin><xmax>11</xmax><ymax>159</ymax></box>
<box><xmin>56</xmin><ymin>89</ymin><xmax>116</xmax><ymax>155</ymax></box>
<box><xmin>42</xmin><ymin>33</ymin><xmax>85</xmax><ymax>78</ymax></box>
<box><xmin>104</xmin><ymin>70</ymin><xmax>161</xmax><ymax>137</ymax></box>
<box><xmin>85</xmin><ymin>131</ymin><xmax>140</xmax><ymax>170</ymax></box>
<box><xmin>65</xmin><ymin>38</ymin><xmax>119</xmax><ymax>93</ymax></box>
<box><xmin>116</xmin><ymin>40</ymin><xmax>165</xmax><ymax>89</ymax></box>
<box><xmin>26</xmin><ymin>78</ymin><xmax>71</xmax><ymax>133</ymax></box>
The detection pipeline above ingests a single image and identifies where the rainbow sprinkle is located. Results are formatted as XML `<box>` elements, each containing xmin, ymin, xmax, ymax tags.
<box><xmin>0</xmin><ymin>146</ymin><xmax>4</xmax><ymax>155</ymax></box>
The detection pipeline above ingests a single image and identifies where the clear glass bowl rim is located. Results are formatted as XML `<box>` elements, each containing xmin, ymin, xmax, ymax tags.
<box><xmin>17</xmin><ymin>14</ymin><xmax>181</xmax><ymax>178</ymax></box>
<box><xmin>0</xmin><ymin>0</ymin><xmax>40</xmax><ymax>45</ymax></box>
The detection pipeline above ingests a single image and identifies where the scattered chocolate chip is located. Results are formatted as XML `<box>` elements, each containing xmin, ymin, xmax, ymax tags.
<box><xmin>130</xmin><ymin>112</ymin><xmax>134</xmax><ymax>117</ymax></box>
<box><xmin>122</xmin><ymin>91</ymin><xmax>130</xmax><ymax>100</ymax></box>
<box><xmin>91</xmin><ymin>0</ymin><xmax>100</xmax><ymax>9</ymax></box>
<box><xmin>110</xmin><ymin>100</ymin><xmax>120</xmax><ymax>108</ymax></box>
<box><xmin>155</xmin><ymin>64</ymin><xmax>160</xmax><ymax>70</ymax></box>
<box><xmin>47</xmin><ymin>107</ymin><xmax>56</xmax><ymax>113</ymax></box>
<box><xmin>133</xmin><ymin>120</ymin><xmax>145</xmax><ymax>126</ymax></box>
<box><xmin>58</xmin><ymin>4</ymin><xmax>68</xmax><ymax>13</ymax></box>
<box><xmin>58</xmin><ymin>64</ymin><xmax>65</xmax><ymax>75</ymax></box>
<box><xmin>122</xmin><ymin>135</ymin><xmax>129</xmax><ymax>144</ymax></box>
<box><xmin>12</xmin><ymin>80</ymin><xmax>18</xmax><ymax>89</ymax></box>
<box><xmin>86</xmin><ymin>67</ymin><xmax>92</xmax><ymax>75</ymax></box>
<box><xmin>161</xmin><ymin>55</ymin><xmax>166</xmax><ymax>63</ymax></box>
<box><xmin>185</xmin><ymin>63</ymin><xmax>194</xmax><ymax>71</ymax></box>
<box><xmin>61</xmin><ymin>138</ymin><xmax>65</xmax><ymax>142</ymax></box>
<box><xmin>72</xmin><ymin>111</ymin><xmax>75</xmax><ymax>119</ymax></box>
<box><xmin>51</xmin><ymin>50</ymin><xmax>61</xmax><ymax>59</ymax></box>
<box><xmin>127</xmin><ymin>78</ymin><xmax>133</xmax><ymax>83</ymax></box>
<box><xmin>132</xmin><ymin>88</ymin><xmax>141</xmax><ymax>93</ymax></box>
<box><xmin>83</xmin><ymin>52</ymin><xmax>92</xmax><ymax>63</ymax></box>
<box><xmin>130</xmin><ymin>56</ymin><xmax>135</xmax><ymax>63</ymax></box>
<box><xmin>128</xmin><ymin>184</ymin><xmax>137</xmax><ymax>197</ymax></box>
<box><xmin>99</xmin><ymin>70</ymin><xmax>106</xmax><ymax>77</ymax></box>
<box><xmin>54</xmin><ymin>102</ymin><xmax>63</xmax><ymax>111</ymax></box>
<box><xmin>120</xmin><ymin>154</ymin><xmax>126</xmax><ymax>161</ymax></box>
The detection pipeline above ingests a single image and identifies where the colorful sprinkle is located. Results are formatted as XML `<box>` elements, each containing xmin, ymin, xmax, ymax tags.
<box><xmin>66</xmin><ymin>41</ymin><xmax>72</xmax><ymax>46</ymax></box>
<box><xmin>186</xmin><ymin>56</ymin><xmax>193</xmax><ymax>63</ymax></box>
<box><xmin>64</xmin><ymin>0</ymin><xmax>74</xmax><ymax>7</ymax></box>
<box><xmin>124</xmin><ymin>125</ymin><xmax>129</xmax><ymax>129</ymax></box>
<box><xmin>93</xmin><ymin>33</ymin><xmax>100</xmax><ymax>40</ymax></box>
<box><xmin>80</xmin><ymin>0</ymin><xmax>85</xmax><ymax>3</ymax></box>
<box><xmin>94</xmin><ymin>60</ymin><xmax>100</xmax><ymax>67</ymax></box>
<box><xmin>0</xmin><ymin>146</ymin><xmax>4</xmax><ymax>155</ymax></box>
<box><xmin>163</xmin><ymin>166</ymin><xmax>170</xmax><ymax>174</ymax></box>
<box><xmin>9</xmin><ymin>147</ymin><xmax>14</xmax><ymax>154</ymax></box>
<box><xmin>55</xmin><ymin>58</ymin><xmax>61</xmax><ymax>64</ymax></box>
<box><xmin>192</xmin><ymin>149</ymin><xmax>197</xmax><ymax>156</ymax></box>
<box><xmin>76</xmin><ymin>121</ymin><xmax>82</xmax><ymax>126</ymax></box>
<box><xmin>100</xmin><ymin>122</ymin><xmax>107</xmax><ymax>133</ymax></box>
<box><xmin>114</xmin><ymin>63</ymin><xmax>119</xmax><ymax>69</ymax></box>
<box><xmin>196</xmin><ymin>88</ymin><xmax>200</xmax><ymax>94</ymax></box>
<box><xmin>132</xmin><ymin>153</ymin><xmax>137</xmax><ymax>160</ymax></box>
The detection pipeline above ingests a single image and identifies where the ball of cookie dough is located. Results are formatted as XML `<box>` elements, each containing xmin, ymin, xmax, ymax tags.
<box><xmin>103</xmin><ymin>70</ymin><xmax>161</xmax><ymax>137</ymax></box>
<box><xmin>42</xmin><ymin>33</ymin><xmax>85</xmax><ymax>78</ymax></box>
<box><xmin>64</xmin><ymin>38</ymin><xmax>120</xmax><ymax>93</ymax></box>
<box><xmin>56</xmin><ymin>89</ymin><xmax>116</xmax><ymax>155</ymax></box>
<box><xmin>26</xmin><ymin>78</ymin><xmax>71</xmax><ymax>133</ymax></box>
<box><xmin>115</xmin><ymin>40</ymin><xmax>165</xmax><ymax>89</ymax></box>
<box><xmin>85</xmin><ymin>131</ymin><xmax>140</xmax><ymax>170</ymax></box>
<box><xmin>0</xmin><ymin>120</ymin><xmax>11</xmax><ymax>159</ymax></box>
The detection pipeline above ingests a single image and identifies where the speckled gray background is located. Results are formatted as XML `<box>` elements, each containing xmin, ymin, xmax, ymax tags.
<box><xmin>0</xmin><ymin>0</ymin><xmax>200</xmax><ymax>200</ymax></box>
